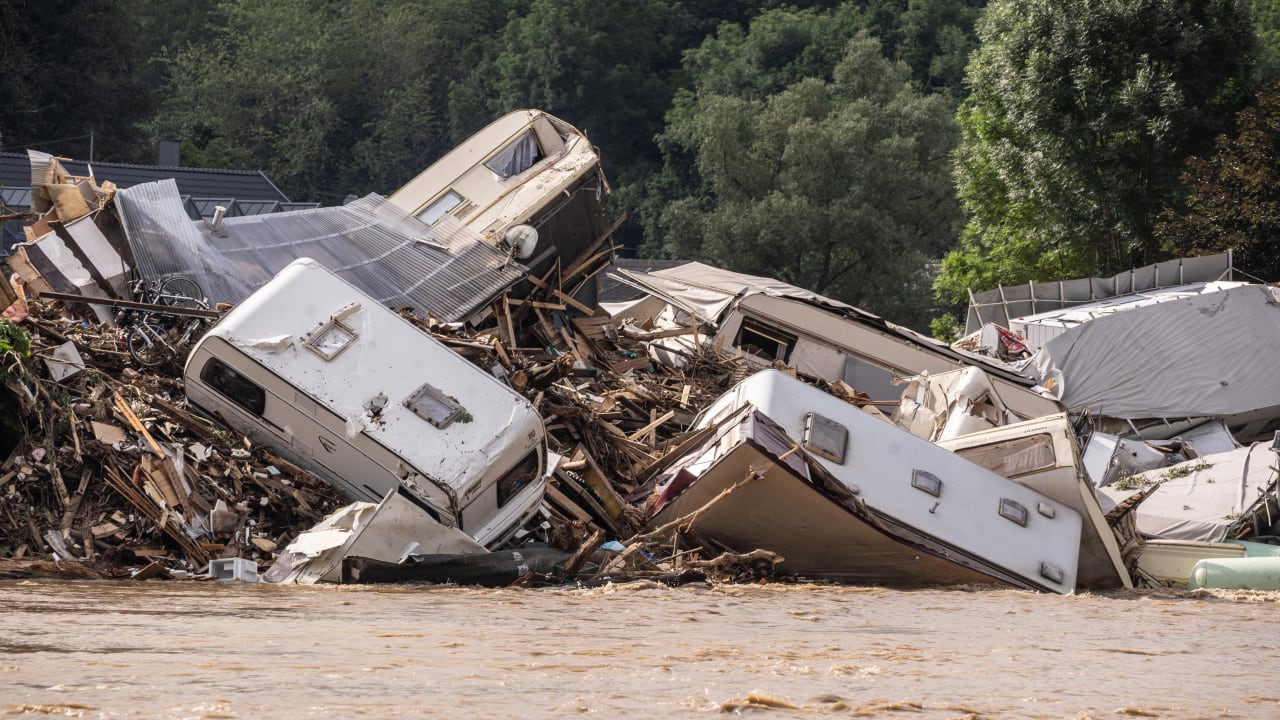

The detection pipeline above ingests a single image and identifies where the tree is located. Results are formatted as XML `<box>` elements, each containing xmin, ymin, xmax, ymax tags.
<box><xmin>936</xmin><ymin>0</ymin><xmax>1257</xmax><ymax>304</ymax></box>
<box><xmin>0</xmin><ymin>0</ymin><xmax>153</xmax><ymax>162</ymax></box>
<box><xmin>862</xmin><ymin>0</ymin><xmax>987</xmax><ymax>95</ymax></box>
<box><xmin>1254</xmin><ymin>0</ymin><xmax>1280</xmax><ymax>82</ymax></box>
<box><xmin>650</xmin><ymin>33</ymin><xmax>961</xmax><ymax>327</ymax></box>
<box><xmin>484</xmin><ymin>0</ymin><xmax>683</xmax><ymax>184</ymax></box>
<box><xmin>158</xmin><ymin>0</ymin><xmax>515</xmax><ymax>201</ymax></box>
<box><xmin>1155</xmin><ymin>82</ymin><xmax>1280</xmax><ymax>281</ymax></box>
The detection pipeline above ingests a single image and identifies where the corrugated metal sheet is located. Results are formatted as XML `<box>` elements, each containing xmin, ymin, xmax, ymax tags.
<box><xmin>964</xmin><ymin>253</ymin><xmax>1234</xmax><ymax>333</ymax></box>
<box><xmin>115</xmin><ymin>180</ymin><xmax>526</xmax><ymax>322</ymax></box>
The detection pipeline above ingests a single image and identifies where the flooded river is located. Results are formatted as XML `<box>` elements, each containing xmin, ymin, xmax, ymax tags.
<box><xmin>1</xmin><ymin>580</ymin><xmax>1276</xmax><ymax>719</ymax></box>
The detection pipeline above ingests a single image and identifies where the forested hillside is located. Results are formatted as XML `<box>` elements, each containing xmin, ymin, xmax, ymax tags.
<box><xmin>3</xmin><ymin>0</ymin><xmax>1279</xmax><ymax>332</ymax></box>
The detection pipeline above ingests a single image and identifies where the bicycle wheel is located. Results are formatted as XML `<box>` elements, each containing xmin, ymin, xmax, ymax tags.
<box><xmin>158</xmin><ymin>276</ymin><xmax>208</xmax><ymax>310</ymax></box>
<box><xmin>127</xmin><ymin>323</ymin><xmax>168</xmax><ymax>367</ymax></box>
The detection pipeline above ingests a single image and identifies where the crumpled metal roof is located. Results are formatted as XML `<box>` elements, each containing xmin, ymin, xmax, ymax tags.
<box><xmin>115</xmin><ymin>179</ymin><xmax>527</xmax><ymax>322</ymax></box>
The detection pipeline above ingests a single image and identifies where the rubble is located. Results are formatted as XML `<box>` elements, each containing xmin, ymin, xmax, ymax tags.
<box><xmin>0</xmin><ymin>308</ymin><xmax>346</xmax><ymax>578</ymax></box>
<box><xmin>5</xmin><ymin>121</ymin><xmax>1280</xmax><ymax>594</ymax></box>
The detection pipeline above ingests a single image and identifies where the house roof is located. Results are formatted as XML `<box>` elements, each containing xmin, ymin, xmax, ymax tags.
<box><xmin>0</xmin><ymin>151</ymin><xmax>290</xmax><ymax>203</ymax></box>
<box><xmin>1</xmin><ymin>151</ymin><xmax>312</xmax><ymax>256</ymax></box>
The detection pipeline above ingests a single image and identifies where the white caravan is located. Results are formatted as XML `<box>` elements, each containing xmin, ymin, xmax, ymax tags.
<box><xmin>184</xmin><ymin>258</ymin><xmax>546</xmax><ymax>548</ymax></box>
<box><xmin>694</xmin><ymin>371</ymin><xmax>1083</xmax><ymax>593</ymax></box>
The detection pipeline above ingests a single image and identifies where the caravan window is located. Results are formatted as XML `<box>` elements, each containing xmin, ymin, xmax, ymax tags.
<box><xmin>954</xmin><ymin>433</ymin><xmax>1056</xmax><ymax>478</ymax></box>
<box><xmin>417</xmin><ymin>190</ymin><xmax>464</xmax><ymax>226</ymax></box>
<box><xmin>841</xmin><ymin>354</ymin><xmax>901</xmax><ymax>401</ymax></box>
<box><xmin>200</xmin><ymin>358</ymin><xmax>266</xmax><ymax>416</ymax></box>
<box><xmin>484</xmin><ymin>130</ymin><xmax>544</xmax><ymax>178</ymax></box>
<box><xmin>497</xmin><ymin>451</ymin><xmax>540</xmax><ymax>508</ymax></box>
<box><xmin>735</xmin><ymin>318</ymin><xmax>797</xmax><ymax>363</ymax></box>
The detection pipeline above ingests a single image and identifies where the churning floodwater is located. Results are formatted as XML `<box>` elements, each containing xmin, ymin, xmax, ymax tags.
<box><xmin>1</xmin><ymin>580</ymin><xmax>1276</xmax><ymax>719</ymax></box>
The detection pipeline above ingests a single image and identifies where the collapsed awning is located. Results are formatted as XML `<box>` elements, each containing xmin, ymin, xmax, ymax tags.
<box><xmin>1097</xmin><ymin>444</ymin><xmax>1279</xmax><ymax>542</ymax></box>
<box><xmin>115</xmin><ymin>179</ymin><xmax>527</xmax><ymax>322</ymax></box>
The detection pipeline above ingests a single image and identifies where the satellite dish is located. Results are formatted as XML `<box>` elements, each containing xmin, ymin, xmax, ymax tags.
<box><xmin>1041</xmin><ymin>369</ymin><xmax>1066</xmax><ymax>400</ymax></box>
<box><xmin>503</xmin><ymin>224</ymin><xmax>539</xmax><ymax>260</ymax></box>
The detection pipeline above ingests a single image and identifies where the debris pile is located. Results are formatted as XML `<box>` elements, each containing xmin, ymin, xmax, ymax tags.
<box><xmin>1</xmin><ymin>308</ymin><xmax>344</xmax><ymax>579</ymax></box>
<box><xmin>5</xmin><ymin>113</ymin><xmax>1280</xmax><ymax>593</ymax></box>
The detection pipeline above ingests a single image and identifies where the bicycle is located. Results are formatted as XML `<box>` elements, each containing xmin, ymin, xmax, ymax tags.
<box><xmin>115</xmin><ymin>275</ymin><xmax>208</xmax><ymax>319</ymax></box>
<box><xmin>126</xmin><ymin>312</ymin><xmax>209</xmax><ymax>366</ymax></box>
<box><xmin>114</xmin><ymin>275</ymin><xmax>212</xmax><ymax>367</ymax></box>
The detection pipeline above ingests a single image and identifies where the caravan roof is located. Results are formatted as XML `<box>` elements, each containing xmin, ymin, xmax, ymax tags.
<box><xmin>612</xmin><ymin>261</ymin><xmax>1036</xmax><ymax>386</ymax></box>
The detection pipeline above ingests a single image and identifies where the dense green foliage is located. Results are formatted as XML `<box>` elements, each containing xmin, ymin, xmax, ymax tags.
<box><xmin>647</xmin><ymin>28</ymin><xmax>961</xmax><ymax>326</ymax></box>
<box><xmin>0</xmin><ymin>320</ymin><xmax>31</xmax><ymax>385</ymax></box>
<box><xmin>4</xmin><ymin>0</ymin><xmax>1280</xmax><ymax>332</ymax></box>
<box><xmin>0</xmin><ymin>0</ymin><xmax>154</xmax><ymax>162</ymax></box>
<box><xmin>1156</xmin><ymin>82</ymin><xmax>1280</xmax><ymax>281</ymax></box>
<box><xmin>937</xmin><ymin>0</ymin><xmax>1257</xmax><ymax>304</ymax></box>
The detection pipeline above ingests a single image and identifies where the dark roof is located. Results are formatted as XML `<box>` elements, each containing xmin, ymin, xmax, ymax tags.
<box><xmin>596</xmin><ymin>256</ymin><xmax>690</xmax><ymax>304</ymax></box>
<box><xmin>0</xmin><ymin>151</ymin><xmax>289</xmax><ymax>202</ymax></box>
<box><xmin>0</xmin><ymin>152</ymin><xmax>309</xmax><ymax>257</ymax></box>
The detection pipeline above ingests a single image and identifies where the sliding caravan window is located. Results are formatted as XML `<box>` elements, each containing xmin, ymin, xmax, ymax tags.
<box><xmin>484</xmin><ymin>130</ymin><xmax>543</xmax><ymax>178</ymax></box>
<box><xmin>954</xmin><ymin>433</ymin><xmax>1056</xmax><ymax>479</ymax></box>
<box><xmin>416</xmin><ymin>190</ymin><xmax>464</xmax><ymax>226</ymax></box>
<box><xmin>200</xmin><ymin>358</ymin><xmax>266</xmax><ymax>416</ymax></box>
<box><xmin>841</xmin><ymin>354</ymin><xmax>901</xmax><ymax>400</ymax></box>
<box><xmin>735</xmin><ymin>317</ymin><xmax>797</xmax><ymax>363</ymax></box>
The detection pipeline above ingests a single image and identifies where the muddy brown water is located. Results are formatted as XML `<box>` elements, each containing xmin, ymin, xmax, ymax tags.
<box><xmin>1</xmin><ymin>580</ymin><xmax>1276</xmax><ymax>719</ymax></box>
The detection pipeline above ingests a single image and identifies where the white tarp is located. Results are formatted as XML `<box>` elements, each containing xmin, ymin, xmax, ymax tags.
<box><xmin>1096</xmin><ymin>444</ymin><xmax>1279</xmax><ymax>542</ymax></box>
<box><xmin>1032</xmin><ymin>284</ymin><xmax>1280</xmax><ymax>419</ymax></box>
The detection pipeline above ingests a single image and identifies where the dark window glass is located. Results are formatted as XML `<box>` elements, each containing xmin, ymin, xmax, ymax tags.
<box><xmin>735</xmin><ymin>317</ymin><xmax>797</xmax><ymax>362</ymax></box>
<box><xmin>200</xmin><ymin>358</ymin><xmax>266</xmax><ymax>416</ymax></box>
<box><xmin>497</xmin><ymin>451</ymin><xmax>540</xmax><ymax>508</ymax></box>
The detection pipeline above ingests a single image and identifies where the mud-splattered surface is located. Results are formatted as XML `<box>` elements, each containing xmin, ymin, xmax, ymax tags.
<box><xmin>1</xmin><ymin>581</ymin><xmax>1276</xmax><ymax>718</ymax></box>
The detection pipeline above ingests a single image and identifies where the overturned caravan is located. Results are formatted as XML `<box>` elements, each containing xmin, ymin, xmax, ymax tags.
<box><xmin>183</xmin><ymin>258</ymin><xmax>547</xmax><ymax>552</ymax></box>
<box><xmin>650</xmin><ymin>371</ymin><xmax>1083</xmax><ymax>593</ymax></box>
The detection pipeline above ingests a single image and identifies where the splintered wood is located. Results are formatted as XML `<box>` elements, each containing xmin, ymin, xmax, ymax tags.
<box><xmin>3</xmin><ymin>253</ymin><xmax>779</xmax><ymax>585</ymax></box>
<box><xmin>0</xmin><ymin>311</ymin><xmax>344</xmax><ymax>578</ymax></box>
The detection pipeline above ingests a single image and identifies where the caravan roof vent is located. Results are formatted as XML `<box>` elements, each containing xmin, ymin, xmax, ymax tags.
<box><xmin>301</xmin><ymin>303</ymin><xmax>362</xmax><ymax>361</ymax></box>
<box><xmin>303</xmin><ymin>320</ymin><xmax>357</xmax><ymax>360</ymax></box>
<box><xmin>404</xmin><ymin>383</ymin><xmax>465</xmax><ymax>429</ymax></box>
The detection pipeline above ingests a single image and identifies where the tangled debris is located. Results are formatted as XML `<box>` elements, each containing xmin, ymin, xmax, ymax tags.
<box><xmin>1</xmin><ymin>282</ymin><xmax>786</xmax><ymax>586</ymax></box>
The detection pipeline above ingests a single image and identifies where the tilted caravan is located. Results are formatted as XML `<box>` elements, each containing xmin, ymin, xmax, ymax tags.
<box><xmin>611</xmin><ymin>262</ymin><xmax>1061</xmax><ymax>421</ymax></box>
<box><xmin>183</xmin><ymin>258</ymin><xmax>546</xmax><ymax>548</ymax></box>
<box><xmin>937</xmin><ymin>414</ymin><xmax>1133</xmax><ymax>589</ymax></box>
<box><xmin>388</xmin><ymin>110</ymin><xmax>611</xmax><ymax>280</ymax></box>
<box><xmin>694</xmin><ymin>371</ymin><xmax>1083</xmax><ymax>593</ymax></box>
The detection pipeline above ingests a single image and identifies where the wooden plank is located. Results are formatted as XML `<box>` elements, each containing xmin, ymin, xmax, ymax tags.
<box><xmin>560</xmin><ymin>213</ymin><xmax>627</xmax><ymax>282</ymax></box>
<box><xmin>114</xmin><ymin>391</ymin><xmax>164</xmax><ymax>457</ymax></box>
<box><xmin>544</xmin><ymin>483</ymin><xmax>594</xmax><ymax>524</ymax></box>
<box><xmin>552</xmin><ymin>289</ymin><xmax>595</xmax><ymax>316</ymax></box>
<box><xmin>626</xmin><ymin>410</ymin><xmax>675</xmax><ymax>442</ymax></box>
<box><xmin>577</xmin><ymin>446</ymin><xmax>627</xmax><ymax>521</ymax></box>
<box><xmin>552</xmin><ymin>471</ymin><xmax>621</xmax><ymax>534</ymax></box>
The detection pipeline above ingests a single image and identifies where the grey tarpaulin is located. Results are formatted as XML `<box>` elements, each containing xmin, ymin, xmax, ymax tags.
<box><xmin>1096</xmin><ymin>444</ymin><xmax>1278</xmax><ymax>542</ymax></box>
<box><xmin>1032</xmin><ymin>284</ymin><xmax>1280</xmax><ymax>420</ymax></box>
